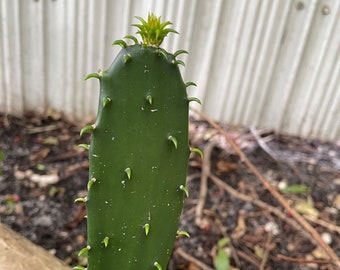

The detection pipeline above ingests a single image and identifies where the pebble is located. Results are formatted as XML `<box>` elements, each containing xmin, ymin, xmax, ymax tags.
<box><xmin>321</xmin><ymin>232</ymin><xmax>332</xmax><ymax>244</ymax></box>
<box><xmin>30</xmin><ymin>173</ymin><xmax>59</xmax><ymax>187</ymax></box>
<box><xmin>33</xmin><ymin>215</ymin><xmax>53</xmax><ymax>227</ymax></box>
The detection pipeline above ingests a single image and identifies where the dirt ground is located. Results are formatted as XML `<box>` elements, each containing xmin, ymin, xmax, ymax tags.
<box><xmin>0</xmin><ymin>112</ymin><xmax>339</xmax><ymax>270</ymax></box>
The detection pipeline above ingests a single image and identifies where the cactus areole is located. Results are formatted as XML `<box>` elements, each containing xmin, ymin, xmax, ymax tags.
<box><xmin>79</xmin><ymin>14</ymin><xmax>199</xmax><ymax>270</ymax></box>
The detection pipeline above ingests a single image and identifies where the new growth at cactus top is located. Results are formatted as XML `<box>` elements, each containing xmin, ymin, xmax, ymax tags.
<box><xmin>77</xmin><ymin>13</ymin><xmax>201</xmax><ymax>270</ymax></box>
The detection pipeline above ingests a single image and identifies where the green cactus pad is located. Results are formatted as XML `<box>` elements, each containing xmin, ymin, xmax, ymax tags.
<box><xmin>84</xmin><ymin>14</ymin><xmax>200</xmax><ymax>270</ymax></box>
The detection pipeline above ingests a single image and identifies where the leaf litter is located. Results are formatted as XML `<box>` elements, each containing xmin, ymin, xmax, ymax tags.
<box><xmin>0</xmin><ymin>112</ymin><xmax>339</xmax><ymax>269</ymax></box>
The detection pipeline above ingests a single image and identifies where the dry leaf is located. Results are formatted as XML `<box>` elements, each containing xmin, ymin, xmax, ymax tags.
<box><xmin>216</xmin><ymin>160</ymin><xmax>238</xmax><ymax>173</ymax></box>
<box><xmin>231</xmin><ymin>211</ymin><xmax>246</xmax><ymax>240</ymax></box>
<box><xmin>294</xmin><ymin>201</ymin><xmax>319</xmax><ymax>218</ymax></box>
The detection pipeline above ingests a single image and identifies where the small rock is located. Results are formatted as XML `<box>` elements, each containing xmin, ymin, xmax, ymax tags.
<box><xmin>30</xmin><ymin>173</ymin><xmax>59</xmax><ymax>187</ymax></box>
<box><xmin>321</xmin><ymin>232</ymin><xmax>332</xmax><ymax>244</ymax></box>
<box><xmin>33</xmin><ymin>215</ymin><xmax>53</xmax><ymax>227</ymax></box>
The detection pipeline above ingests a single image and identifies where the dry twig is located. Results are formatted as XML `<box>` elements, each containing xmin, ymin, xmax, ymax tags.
<box><xmin>175</xmin><ymin>247</ymin><xmax>214</xmax><ymax>270</ymax></box>
<box><xmin>250</xmin><ymin>127</ymin><xmax>278</xmax><ymax>161</ymax></box>
<box><xmin>277</xmin><ymin>254</ymin><xmax>331</xmax><ymax>265</ymax></box>
<box><xmin>259</xmin><ymin>232</ymin><xmax>273</xmax><ymax>270</ymax></box>
<box><xmin>191</xmin><ymin>108</ymin><xmax>340</xmax><ymax>269</ymax></box>
<box><xmin>195</xmin><ymin>141</ymin><xmax>218</xmax><ymax>229</ymax></box>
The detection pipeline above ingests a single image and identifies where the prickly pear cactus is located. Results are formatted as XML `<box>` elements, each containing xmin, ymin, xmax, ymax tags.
<box><xmin>77</xmin><ymin>14</ymin><xmax>201</xmax><ymax>270</ymax></box>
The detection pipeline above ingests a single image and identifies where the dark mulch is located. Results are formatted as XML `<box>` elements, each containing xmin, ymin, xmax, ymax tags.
<box><xmin>0</xmin><ymin>112</ymin><xmax>339</xmax><ymax>270</ymax></box>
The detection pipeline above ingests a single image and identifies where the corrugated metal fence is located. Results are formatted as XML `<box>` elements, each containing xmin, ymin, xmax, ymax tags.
<box><xmin>1</xmin><ymin>0</ymin><xmax>339</xmax><ymax>140</ymax></box>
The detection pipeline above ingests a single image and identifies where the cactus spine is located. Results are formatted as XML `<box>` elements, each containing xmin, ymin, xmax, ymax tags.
<box><xmin>79</xmin><ymin>14</ymin><xmax>199</xmax><ymax>269</ymax></box>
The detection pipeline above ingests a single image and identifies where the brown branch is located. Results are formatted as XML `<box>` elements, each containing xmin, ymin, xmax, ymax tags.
<box><xmin>191</xmin><ymin>108</ymin><xmax>340</xmax><ymax>269</ymax></box>
<box><xmin>259</xmin><ymin>232</ymin><xmax>273</xmax><ymax>270</ymax></box>
<box><xmin>209</xmin><ymin>174</ymin><xmax>314</xmax><ymax>242</ymax></box>
<box><xmin>195</xmin><ymin>141</ymin><xmax>218</xmax><ymax>228</ymax></box>
<box><xmin>175</xmin><ymin>247</ymin><xmax>214</xmax><ymax>270</ymax></box>
<box><xmin>277</xmin><ymin>254</ymin><xmax>331</xmax><ymax>265</ymax></box>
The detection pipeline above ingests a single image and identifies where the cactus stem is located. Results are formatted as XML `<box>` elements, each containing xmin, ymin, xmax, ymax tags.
<box><xmin>143</xmin><ymin>223</ymin><xmax>150</xmax><ymax>236</ymax></box>
<box><xmin>124</xmin><ymin>167</ymin><xmax>132</xmax><ymax>179</ymax></box>
<box><xmin>84</xmin><ymin>73</ymin><xmax>100</xmax><ymax>81</ymax></box>
<box><xmin>124</xmin><ymin>35</ymin><xmax>138</xmax><ymax>44</ymax></box>
<box><xmin>172</xmin><ymin>59</ymin><xmax>185</xmax><ymax>67</ymax></box>
<box><xmin>87</xmin><ymin>177</ymin><xmax>96</xmax><ymax>190</ymax></box>
<box><xmin>74</xmin><ymin>197</ymin><xmax>87</xmax><ymax>203</ymax></box>
<box><xmin>146</xmin><ymin>94</ymin><xmax>153</xmax><ymax>105</ymax></box>
<box><xmin>73</xmin><ymin>266</ymin><xmax>87</xmax><ymax>270</ymax></box>
<box><xmin>80</xmin><ymin>124</ymin><xmax>96</xmax><ymax>137</ymax></box>
<box><xmin>154</xmin><ymin>261</ymin><xmax>163</xmax><ymax>270</ymax></box>
<box><xmin>112</xmin><ymin>39</ymin><xmax>127</xmax><ymax>48</ymax></box>
<box><xmin>124</xmin><ymin>53</ymin><xmax>132</xmax><ymax>63</ymax></box>
<box><xmin>102</xmin><ymin>236</ymin><xmax>109</xmax><ymax>247</ymax></box>
<box><xmin>167</xmin><ymin>135</ymin><xmax>178</xmax><ymax>149</ymax></box>
<box><xmin>179</xmin><ymin>185</ymin><xmax>189</xmax><ymax>197</ymax></box>
<box><xmin>156</xmin><ymin>48</ymin><xmax>168</xmax><ymax>60</ymax></box>
<box><xmin>103</xmin><ymin>97</ymin><xmax>112</xmax><ymax>107</ymax></box>
<box><xmin>188</xmin><ymin>97</ymin><xmax>202</xmax><ymax>105</ymax></box>
<box><xmin>177</xmin><ymin>230</ymin><xmax>191</xmax><ymax>238</ymax></box>
<box><xmin>78</xmin><ymin>245</ymin><xmax>91</xmax><ymax>257</ymax></box>
<box><xmin>190</xmin><ymin>147</ymin><xmax>203</xmax><ymax>158</ymax></box>
<box><xmin>173</xmin><ymin>49</ymin><xmax>188</xmax><ymax>58</ymax></box>
<box><xmin>185</xmin><ymin>81</ymin><xmax>197</xmax><ymax>88</ymax></box>
<box><xmin>78</xmin><ymin>144</ymin><xmax>90</xmax><ymax>150</ymax></box>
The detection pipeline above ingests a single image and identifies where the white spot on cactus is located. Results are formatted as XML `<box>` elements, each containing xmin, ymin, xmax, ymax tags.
<box><xmin>150</xmin><ymin>109</ymin><xmax>158</xmax><ymax>112</ymax></box>
<box><xmin>111</xmin><ymin>136</ymin><xmax>115</xmax><ymax>141</ymax></box>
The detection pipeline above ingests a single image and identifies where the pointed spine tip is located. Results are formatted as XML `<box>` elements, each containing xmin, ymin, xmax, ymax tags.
<box><xmin>84</xmin><ymin>73</ymin><xmax>100</xmax><ymax>81</ymax></box>
<box><xmin>144</xmin><ymin>223</ymin><xmax>150</xmax><ymax>236</ymax></box>
<box><xmin>172</xmin><ymin>59</ymin><xmax>185</xmax><ymax>66</ymax></box>
<box><xmin>179</xmin><ymin>185</ymin><xmax>189</xmax><ymax>197</ymax></box>
<box><xmin>173</xmin><ymin>49</ymin><xmax>188</xmax><ymax>58</ymax></box>
<box><xmin>80</xmin><ymin>124</ymin><xmax>95</xmax><ymax>137</ymax></box>
<box><xmin>188</xmin><ymin>97</ymin><xmax>201</xmax><ymax>105</ymax></box>
<box><xmin>103</xmin><ymin>97</ymin><xmax>112</xmax><ymax>107</ymax></box>
<box><xmin>102</xmin><ymin>236</ymin><xmax>109</xmax><ymax>247</ymax></box>
<box><xmin>146</xmin><ymin>94</ymin><xmax>153</xmax><ymax>105</ymax></box>
<box><xmin>78</xmin><ymin>144</ymin><xmax>90</xmax><ymax>150</ymax></box>
<box><xmin>190</xmin><ymin>147</ymin><xmax>203</xmax><ymax>158</ymax></box>
<box><xmin>157</xmin><ymin>48</ymin><xmax>168</xmax><ymax>60</ymax></box>
<box><xmin>112</xmin><ymin>39</ymin><xmax>127</xmax><ymax>48</ymax></box>
<box><xmin>124</xmin><ymin>53</ymin><xmax>132</xmax><ymax>63</ymax></box>
<box><xmin>167</xmin><ymin>135</ymin><xmax>178</xmax><ymax>149</ymax></box>
<box><xmin>78</xmin><ymin>245</ymin><xmax>91</xmax><ymax>256</ymax></box>
<box><xmin>87</xmin><ymin>177</ymin><xmax>96</xmax><ymax>190</ymax></box>
<box><xmin>74</xmin><ymin>196</ymin><xmax>87</xmax><ymax>203</ymax></box>
<box><xmin>124</xmin><ymin>35</ymin><xmax>138</xmax><ymax>44</ymax></box>
<box><xmin>154</xmin><ymin>262</ymin><xmax>163</xmax><ymax>270</ymax></box>
<box><xmin>73</xmin><ymin>266</ymin><xmax>87</xmax><ymax>270</ymax></box>
<box><xmin>177</xmin><ymin>230</ymin><xmax>191</xmax><ymax>238</ymax></box>
<box><xmin>185</xmin><ymin>82</ymin><xmax>197</xmax><ymax>88</ymax></box>
<box><xmin>124</xmin><ymin>167</ymin><xmax>131</xmax><ymax>179</ymax></box>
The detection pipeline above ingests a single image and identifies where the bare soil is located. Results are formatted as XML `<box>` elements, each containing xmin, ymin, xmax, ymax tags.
<box><xmin>0</xmin><ymin>112</ymin><xmax>339</xmax><ymax>270</ymax></box>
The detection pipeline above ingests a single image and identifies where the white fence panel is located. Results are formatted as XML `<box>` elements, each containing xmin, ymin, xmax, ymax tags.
<box><xmin>0</xmin><ymin>0</ymin><xmax>339</xmax><ymax>140</ymax></box>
